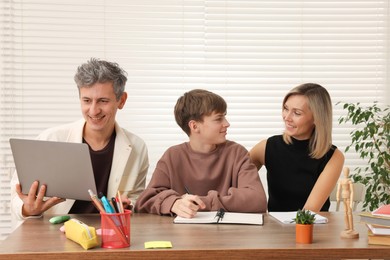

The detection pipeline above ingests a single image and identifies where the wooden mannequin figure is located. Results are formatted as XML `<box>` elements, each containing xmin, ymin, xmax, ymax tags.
<box><xmin>336</xmin><ymin>167</ymin><xmax>359</xmax><ymax>239</ymax></box>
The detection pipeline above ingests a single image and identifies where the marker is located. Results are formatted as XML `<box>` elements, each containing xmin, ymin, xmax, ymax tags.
<box><xmin>88</xmin><ymin>189</ymin><xmax>105</xmax><ymax>213</ymax></box>
<box><xmin>49</xmin><ymin>215</ymin><xmax>70</xmax><ymax>224</ymax></box>
<box><xmin>101</xmin><ymin>194</ymin><xmax>128</xmax><ymax>241</ymax></box>
<box><xmin>100</xmin><ymin>195</ymin><xmax>115</xmax><ymax>213</ymax></box>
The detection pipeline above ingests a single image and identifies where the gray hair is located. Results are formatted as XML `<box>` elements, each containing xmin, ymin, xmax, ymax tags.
<box><xmin>74</xmin><ymin>58</ymin><xmax>127</xmax><ymax>100</ymax></box>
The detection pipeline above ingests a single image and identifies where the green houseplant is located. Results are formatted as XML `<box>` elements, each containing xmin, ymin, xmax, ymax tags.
<box><xmin>294</xmin><ymin>209</ymin><xmax>316</xmax><ymax>224</ymax></box>
<box><xmin>294</xmin><ymin>209</ymin><xmax>316</xmax><ymax>244</ymax></box>
<box><xmin>338</xmin><ymin>102</ymin><xmax>390</xmax><ymax>211</ymax></box>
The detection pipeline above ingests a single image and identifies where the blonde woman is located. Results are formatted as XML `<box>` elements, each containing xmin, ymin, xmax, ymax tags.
<box><xmin>250</xmin><ymin>83</ymin><xmax>344</xmax><ymax>212</ymax></box>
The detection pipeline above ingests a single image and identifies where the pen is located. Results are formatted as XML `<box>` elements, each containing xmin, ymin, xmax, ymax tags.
<box><xmin>215</xmin><ymin>208</ymin><xmax>225</xmax><ymax>223</ymax></box>
<box><xmin>184</xmin><ymin>185</ymin><xmax>200</xmax><ymax>206</ymax></box>
<box><xmin>111</xmin><ymin>197</ymin><xmax>120</xmax><ymax>213</ymax></box>
<box><xmin>184</xmin><ymin>185</ymin><xmax>192</xmax><ymax>194</ymax></box>
<box><xmin>111</xmin><ymin>197</ymin><xmax>127</xmax><ymax>234</ymax></box>
<box><xmin>88</xmin><ymin>189</ymin><xmax>105</xmax><ymax>213</ymax></box>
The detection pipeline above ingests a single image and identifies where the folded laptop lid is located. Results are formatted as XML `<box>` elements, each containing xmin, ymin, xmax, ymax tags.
<box><xmin>10</xmin><ymin>138</ymin><xmax>97</xmax><ymax>201</ymax></box>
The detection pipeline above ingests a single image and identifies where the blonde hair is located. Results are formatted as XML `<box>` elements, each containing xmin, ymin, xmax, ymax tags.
<box><xmin>282</xmin><ymin>83</ymin><xmax>333</xmax><ymax>159</ymax></box>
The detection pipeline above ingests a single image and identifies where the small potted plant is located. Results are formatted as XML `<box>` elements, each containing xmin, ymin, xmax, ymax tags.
<box><xmin>294</xmin><ymin>209</ymin><xmax>316</xmax><ymax>244</ymax></box>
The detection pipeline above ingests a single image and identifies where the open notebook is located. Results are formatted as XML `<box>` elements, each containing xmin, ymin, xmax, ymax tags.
<box><xmin>269</xmin><ymin>211</ymin><xmax>328</xmax><ymax>224</ymax></box>
<box><xmin>174</xmin><ymin>211</ymin><xmax>263</xmax><ymax>225</ymax></box>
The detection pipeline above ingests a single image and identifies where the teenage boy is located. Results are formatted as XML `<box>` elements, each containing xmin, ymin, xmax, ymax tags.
<box><xmin>135</xmin><ymin>89</ymin><xmax>266</xmax><ymax>218</ymax></box>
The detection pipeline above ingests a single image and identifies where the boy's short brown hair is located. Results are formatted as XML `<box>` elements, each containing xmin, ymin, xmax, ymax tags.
<box><xmin>174</xmin><ymin>89</ymin><xmax>227</xmax><ymax>136</ymax></box>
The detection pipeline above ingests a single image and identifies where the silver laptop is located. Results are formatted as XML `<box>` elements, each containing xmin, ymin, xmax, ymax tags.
<box><xmin>9</xmin><ymin>138</ymin><xmax>98</xmax><ymax>201</ymax></box>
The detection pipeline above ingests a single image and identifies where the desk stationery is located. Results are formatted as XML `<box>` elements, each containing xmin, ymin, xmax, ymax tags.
<box><xmin>0</xmin><ymin>212</ymin><xmax>389</xmax><ymax>260</ymax></box>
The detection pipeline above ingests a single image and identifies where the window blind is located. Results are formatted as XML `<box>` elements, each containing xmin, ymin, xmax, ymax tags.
<box><xmin>1</xmin><ymin>0</ymin><xmax>388</xmax><ymax>239</ymax></box>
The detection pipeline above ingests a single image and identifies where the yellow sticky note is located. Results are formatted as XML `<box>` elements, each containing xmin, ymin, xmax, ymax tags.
<box><xmin>144</xmin><ymin>241</ymin><xmax>173</xmax><ymax>249</ymax></box>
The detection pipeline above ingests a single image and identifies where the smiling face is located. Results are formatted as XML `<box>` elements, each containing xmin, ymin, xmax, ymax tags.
<box><xmin>189</xmin><ymin>111</ymin><xmax>230</xmax><ymax>152</ymax></box>
<box><xmin>282</xmin><ymin>94</ymin><xmax>315</xmax><ymax>140</ymax></box>
<box><xmin>80</xmin><ymin>82</ymin><xmax>127</xmax><ymax>137</ymax></box>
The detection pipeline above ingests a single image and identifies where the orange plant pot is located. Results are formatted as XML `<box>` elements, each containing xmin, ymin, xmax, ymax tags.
<box><xmin>295</xmin><ymin>224</ymin><xmax>313</xmax><ymax>244</ymax></box>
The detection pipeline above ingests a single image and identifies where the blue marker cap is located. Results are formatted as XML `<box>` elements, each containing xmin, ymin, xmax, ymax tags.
<box><xmin>100</xmin><ymin>195</ymin><xmax>115</xmax><ymax>213</ymax></box>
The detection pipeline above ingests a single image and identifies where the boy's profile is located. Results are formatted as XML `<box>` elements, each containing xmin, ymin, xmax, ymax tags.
<box><xmin>135</xmin><ymin>89</ymin><xmax>267</xmax><ymax>218</ymax></box>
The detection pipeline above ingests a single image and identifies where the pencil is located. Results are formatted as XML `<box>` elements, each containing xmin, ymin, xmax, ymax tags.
<box><xmin>117</xmin><ymin>191</ymin><xmax>125</xmax><ymax>213</ymax></box>
<box><xmin>88</xmin><ymin>189</ymin><xmax>105</xmax><ymax>213</ymax></box>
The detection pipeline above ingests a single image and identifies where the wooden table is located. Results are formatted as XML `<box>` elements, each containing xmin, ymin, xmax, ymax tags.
<box><xmin>0</xmin><ymin>212</ymin><xmax>389</xmax><ymax>259</ymax></box>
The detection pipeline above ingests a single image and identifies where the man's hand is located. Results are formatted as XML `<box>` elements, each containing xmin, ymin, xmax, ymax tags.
<box><xmin>16</xmin><ymin>181</ymin><xmax>65</xmax><ymax>217</ymax></box>
<box><xmin>120</xmin><ymin>194</ymin><xmax>133</xmax><ymax>210</ymax></box>
<box><xmin>171</xmin><ymin>194</ymin><xmax>206</xmax><ymax>218</ymax></box>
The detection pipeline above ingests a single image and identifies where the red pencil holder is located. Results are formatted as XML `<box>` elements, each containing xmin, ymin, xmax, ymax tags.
<box><xmin>100</xmin><ymin>210</ymin><xmax>131</xmax><ymax>248</ymax></box>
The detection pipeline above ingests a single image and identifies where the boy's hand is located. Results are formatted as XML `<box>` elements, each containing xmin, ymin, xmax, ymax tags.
<box><xmin>171</xmin><ymin>194</ymin><xmax>205</xmax><ymax>218</ymax></box>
